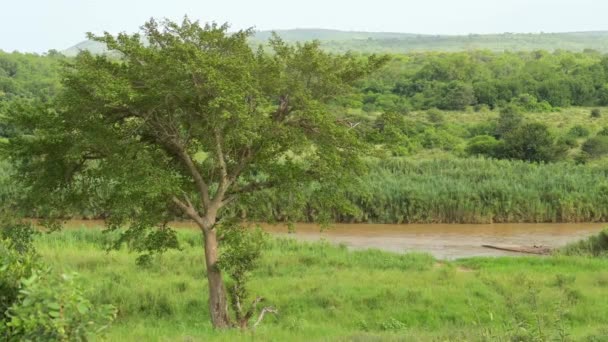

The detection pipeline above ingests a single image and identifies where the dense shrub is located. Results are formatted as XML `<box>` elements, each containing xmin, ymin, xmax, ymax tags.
<box><xmin>419</xmin><ymin>127</ymin><xmax>462</xmax><ymax>151</ymax></box>
<box><xmin>438</xmin><ymin>81</ymin><xmax>476</xmax><ymax>110</ymax></box>
<box><xmin>558</xmin><ymin>136</ymin><xmax>579</xmax><ymax>149</ymax></box>
<box><xmin>0</xmin><ymin>219</ymin><xmax>37</xmax><ymax>254</ymax></box>
<box><xmin>581</xmin><ymin>136</ymin><xmax>608</xmax><ymax>158</ymax></box>
<box><xmin>218</xmin><ymin>223</ymin><xmax>271</xmax><ymax>328</ymax></box>
<box><xmin>425</xmin><ymin>108</ymin><xmax>445</xmax><ymax>124</ymax></box>
<box><xmin>510</xmin><ymin>93</ymin><xmax>553</xmax><ymax>112</ymax></box>
<box><xmin>465</xmin><ymin>135</ymin><xmax>501</xmax><ymax>157</ymax></box>
<box><xmin>591</xmin><ymin>108</ymin><xmax>602</xmax><ymax>118</ymax></box>
<box><xmin>0</xmin><ymin>229</ymin><xmax>116</xmax><ymax>340</ymax></box>
<box><xmin>0</xmin><ymin>239</ymin><xmax>38</xmax><ymax>324</ymax></box>
<box><xmin>500</xmin><ymin>123</ymin><xmax>567</xmax><ymax>162</ymax></box>
<box><xmin>0</xmin><ymin>161</ymin><xmax>18</xmax><ymax>208</ymax></box>
<box><xmin>3</xmin><ymin>271</ymin><xmax>117</xmax><ymax>341</ymax></box>
<box><xmin>567</xmin><ymin>125</ymin><xmax>591</xmax><ymax>138</ymax></box>
<box><xmin>597</xmin><ymin>127</ymin><xmax>608</xmax><ymax>136</ymax></box>
<box><xmin>495</xmin><ymin>105</ymin><xmax>523</xmax><ymax>138</ymax></box>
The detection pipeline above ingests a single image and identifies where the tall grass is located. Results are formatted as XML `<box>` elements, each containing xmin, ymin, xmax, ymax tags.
<box><xmin>560</xmin><ymin>229</ymin><xmax>608</xmax><ymax>257</ymax></box>
<box><xmin>29</xmin><ymin>229</ymin><xmax>608</xmax><ymax>341</ymax></box>
<box><xmin>238</xmin><ymin>157</ymin><xmax>608</xmax><ymax>223</ymax></box>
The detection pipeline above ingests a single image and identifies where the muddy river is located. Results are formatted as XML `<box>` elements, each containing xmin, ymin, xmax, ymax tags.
<box><xmin>257</xmin><ymin>223</ymin><xmax>606</xmax><ymax>259</ymax></box>
<box><xmin>67</xmin><ymin>220</ymin><xmax>607</xmax><ymax>259</ymax></box>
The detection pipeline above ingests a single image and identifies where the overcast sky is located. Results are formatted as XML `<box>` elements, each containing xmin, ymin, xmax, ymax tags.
<box><xmin>2</xmin><ymin>0</ymin><xmax>607</xmax><ymax>53</ymax></box>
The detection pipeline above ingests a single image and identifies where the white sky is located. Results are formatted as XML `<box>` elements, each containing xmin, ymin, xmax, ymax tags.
<box><xmin>1</xmin><ymin>0</ymin><xmax>607</xmax><ymax>53</ymax></box>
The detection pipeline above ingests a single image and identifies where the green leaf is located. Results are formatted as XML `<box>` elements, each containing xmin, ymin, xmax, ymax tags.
<box><xmin>47</xmin><ymin>302</ymin><xmax>61</xmax><ymax>310</ymax></box>
<box><xmin>77</xmin><ymin>302</ymin><xmax>89</xmax><ymax>314</ymax></box>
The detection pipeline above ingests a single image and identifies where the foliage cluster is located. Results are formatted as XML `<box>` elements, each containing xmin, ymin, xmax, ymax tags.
<box><xmin>217</xmin><ymin>222</ymin><xmax>272</xmax><ymax>328</ymax></box>
<box><xmin>0</xmin><ymin>221</ymin><xmax>116</xmax><ymax>340</ymax></box>
<box><xmin>359</xmin><ymin>50</ymin><xmax>608</xmax><ymax>112</ymax></box>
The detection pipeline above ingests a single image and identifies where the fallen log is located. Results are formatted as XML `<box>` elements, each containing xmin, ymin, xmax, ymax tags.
<box><xmin>481</xmin><ymin>244</ymin><xmax>552</xmax><ymax>255</ymax></box>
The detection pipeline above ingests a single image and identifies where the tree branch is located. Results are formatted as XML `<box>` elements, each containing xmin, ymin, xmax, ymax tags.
<box><xmin>221</xmin><ymin>181</ymin><xmax>275</xmax><ymax>206</ymax></box>
<box><xmin>226</xmin><ymin>180</ymin><xmax>274</xmax><ymax>197</ymax></box>
<box><xmin>272</xmin><ymin>95</ymin><xmax>291</xmax><ymax>122</ymax></box>
<box><xmin>253</xmin><ymin>306</ymin><xmax>278</xmax><ymax>328</ymax></box>
<box><xmin>243</xmin><ymin>297</ymin><xmax>264</xmax><ymax>322</ymax></box>
<box><xmin>173</xmin><ymin>144</ymin><xmax>211</xmax><ymax>209</ymax></box>
<box><xmin>209</xmin><ymin>127</ymin><xmax>233</xmax><ymax>209</ymax></box>
<box><xmin>171</xmin><ymin>196</ymin><xmax>207</xmax><ymax>232</ymax></box>
<box><xmin>214</xmin><ymin>128</ymin><xmax>229</xmax><ymax>184</ymax></box>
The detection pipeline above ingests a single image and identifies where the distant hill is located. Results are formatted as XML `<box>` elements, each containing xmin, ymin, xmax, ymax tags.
<box><xmin>63</xmin><ymin>29</ymin><xmax>608</xmax><ymax>56</ymax></box>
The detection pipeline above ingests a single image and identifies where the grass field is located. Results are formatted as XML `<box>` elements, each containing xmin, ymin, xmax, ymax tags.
<box><xmin>34</xmin><ymin>228</ymin><xmax>608</xmax><ymax>341</ymax></box>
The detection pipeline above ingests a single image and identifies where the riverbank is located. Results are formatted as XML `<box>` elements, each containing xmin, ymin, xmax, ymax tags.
<box><xmin>36</xmin><ymin>229</ymin><xmax>608</xmax><ymax>341</ymax></box>
<box><xmin>59</xmin><ymin>220</ymin><xmax>606</xmax><ymax>259</ymax></box>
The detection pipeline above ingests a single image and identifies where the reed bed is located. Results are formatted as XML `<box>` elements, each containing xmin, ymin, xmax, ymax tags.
<box><xmin>238</xmin><ymin>157</ymin><xmax>608</xmax><ymax>224</ymax></box>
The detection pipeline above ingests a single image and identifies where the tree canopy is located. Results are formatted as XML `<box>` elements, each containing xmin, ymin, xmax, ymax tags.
<box><xmin>3</xmin><ymin>17</ymin><xmax>388</xmax><ymax>328</ymax></box>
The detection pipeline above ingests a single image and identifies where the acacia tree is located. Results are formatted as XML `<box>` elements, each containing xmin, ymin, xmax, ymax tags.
<box><xmin>4</xmin><ymin>18</ymin><xmax>386</xmax><ymax>328</ymax></box>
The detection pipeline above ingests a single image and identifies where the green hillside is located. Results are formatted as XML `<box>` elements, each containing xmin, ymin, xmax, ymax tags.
<box><xmin>63</xmin><ymin>29</ymin><xmax>608</xmax><ymax>56</ymax></box>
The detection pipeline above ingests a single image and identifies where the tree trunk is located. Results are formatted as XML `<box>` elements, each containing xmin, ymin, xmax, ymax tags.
<box><xmin>203</xmin><ymin>228</ymin><xmax>231</xmax><ymax>328</ymax></box>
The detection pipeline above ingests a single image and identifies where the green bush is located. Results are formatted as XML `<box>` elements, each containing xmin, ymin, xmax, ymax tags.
<box><xmin>558</xmin><ymin>136</ymin><xmax>579</xmax><ymax>148</ymax></box>
<box><xmin>0</xmin><ymin>237</ymin><xmax>116</xmax><ymax>341</ymax></box>
<box><xmin>581</xmin><ymin>136</ymin><xmax>608</xmax><ymax>158</ymax></box>
<box><xmin>591</xmin><ymin>108</ymin><xmax>601</xmax><ymax>118</ymax></box>
<box><xmin>0</xmin><ymin>239</ymin><xmax>38</xmax><ymax>324</ymax></box>
<box><xmin>218</xmin><ymin>223</ymin><xmax>271</xmax><ymax>328</ymax></box>
<box><xmin>510</xmin><ymin>93</ymin><xmax>553</xmax><ymax>112</ymax></box>
<box><xmin>597</xmin><ymin>127</ymin><xmax>608</xmax><ymax>136</ymax></box>
<box><xmin>465</xmin><ymin>135</ymin><xmax>501</xmax><ymax>157</ymax></box>
<box><xmin>438</xmin><ymin>81</ymin><xmax>476</xmax><ymax>110</ymax></box>
<box><xmin>0</xmin><ymin>161</ymin><xmax>18</xmax><ymax>208</ymax></box>
<box><xmin>473</xmin><ymin>103</ymin><xmax>490</xmax><ymax>112</ymax></box>
<box><xmin>3</xmin><ymin>271</ymin><xmax>117</xmax><ymax>341</ymax></box>
<box><xmin>567</xmin><ymin>125</ymin><xmax>590</xmax><ymax>138</ymax></box>
<box><xmin>418</xmin><ymin>127</ymin><xmax>462</xmax><ymax>151</ymax></box>
<box><xmin>560</xmin><ymin>230</ymin><xmax>608</xmax><ymax>257</ymax></box>
<box><xmin>0</xmin><ymin>219</ymin><xmax>37</xmax><ymax>254</ymax></box>
<box><xmin>500</xmin><ymin>123</ymin><xmax>567</xmax><ymax>163</ymax></box>
<box><xmin>425</xmin><ymin>108</ymin><xmax>444</xmax><ymax>124</ymax></box>
<box><xmin>495</xmin><ymin>105</ymin><xmax>523</xmax><ymax>138</ymax></box>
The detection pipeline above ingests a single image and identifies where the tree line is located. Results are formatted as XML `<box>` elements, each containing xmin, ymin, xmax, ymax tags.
<box><xmin>355</xmin><ymin>50</ymin><xmax>608</xmax><ymax>112</ymax></box>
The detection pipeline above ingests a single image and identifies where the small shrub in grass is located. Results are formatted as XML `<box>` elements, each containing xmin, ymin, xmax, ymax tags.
<box><xmin>474</xmin><ymin>104</ymin><xmax>490</xmax><ymax>112</ymax></box>
<box><xmin>380</xmin><ymin>317</ymin><xmax>407</xmax><ymax>331</ymax></box>
<box><xmin>217</xmin><ymin>222</ymin><xmax>275</xmax><ymax>329</ymax></box>
<box><xmin>3</xmin><ymin>271</ymin><xmax>117</xmax><ymax>341</ymax></box>
<box><xmin>426</xmin><ymin>108</ymin><xmax>444</xmax><ymax>124</ymax></box>
<box><xmin>582</xmin><ymin>136</ymin><xmax>608</xmax><ymax>158</ymax></box>
<box><xmin>560</xmin><ymin>230</ymin><xmax>608</xmax><ymax>257</ymax></box>
<box><xmin>574</xmin><ymin>152</ymin><xmax>589</xmax><ymax>165</ymax></box>
<box><xmin>0</xmin><ymin>239</ymin><xmax>116</xmax><ymax>340</ymax></box>
<box><xmin>558</xmin><ymin>136</ymin><xmax>578</xmax><ymax>148</ymax></box>
<box><xmin>597</xmin><ymin>127</ymin><xmax>608</xmax><ymax>136</ymax></box>
<box><xmin>500</xmin><ymin>123</ymin><xmax>567</xmax><ymax>162</ymax></box>
<box><xmin>0</xmin><ymin>239</ymin><xmax>38</xmax><ymax>324</ymax></box>
<box><xmin>465</xmin><ymin>135</ymin><xmax>501</xmax><ymax>157</ymax></box>
<box><xmin>567</xmin><ymin>125</ymin><xmax>590</xmax><ymax>138</ymax></box>
<box><xmin>495</xmin><ymin>105</ymin><xmax>523</xmax><ymax>138</ymax></box>
<box><xmin>591</xmin><ymin>108</ymin><xmax>601</xmax><ymax>118</ymax></box>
